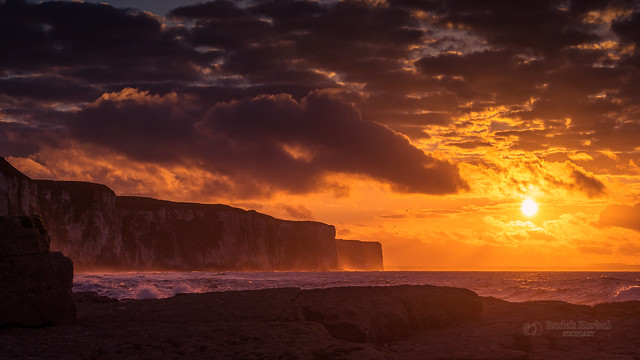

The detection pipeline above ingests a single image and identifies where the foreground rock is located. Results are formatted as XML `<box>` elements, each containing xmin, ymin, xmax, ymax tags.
<box><xmin>0</xmin><ymin>216</ymin><xmax>76</xmax><ymax>327</ymax></box>
<box><xmin>391</xmin><ymin>297</ymin><xmax>640</xmax><ymax>359</ymax></box>
<box><xmin>293</xmin><ymin>285</ymin><xmax>480</xmax><ymax>344</ymax></box>
<box><xmin>1</xmin><ymin>285</ymin><xmax>637</xmax><ymax>359</ymax></box>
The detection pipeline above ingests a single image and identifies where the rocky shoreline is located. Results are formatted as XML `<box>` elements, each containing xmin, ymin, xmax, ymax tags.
<box><xmin>1</xmin><ymin>285</ymin><xmax>639</xmax><ymax>359</ymax></box>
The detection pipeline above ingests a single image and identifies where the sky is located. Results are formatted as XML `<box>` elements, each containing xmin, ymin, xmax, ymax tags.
<box><xmin>1</xmin><ymin>0</ymin><xmax>640</xmax><ymax>270</ymax></box>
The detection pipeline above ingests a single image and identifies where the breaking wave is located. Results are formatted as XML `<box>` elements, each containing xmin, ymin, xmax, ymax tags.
<box><xmin>73</xmin><ymin>271</ymin><xmax>640</xmax><ymax>305</ymax></box>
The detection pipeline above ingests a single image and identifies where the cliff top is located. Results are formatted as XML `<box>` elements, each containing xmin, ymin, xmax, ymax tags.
<box><xmin>35</xmin><ymin>179</ymin><xmax>115</xmax><ymax>196</ymax></box>
<box><xmin>336</xmin><ymin>239</ymin><xmax>382</xmax><ymax>246</ymax></box>
<box><xmin>117</xmin><ymin>195</ymin><xmax>237</xmax><ymax>212</ymax></box>
<box><xmin>2</xmin><ymin>157</ymin><xmax>332</xmax><ymax>228</ymax></box>
<box><xmin>117</xmin><ymin>196</ymin><xmax>330</xmax><ymax>226</ymax></box>
<box><xmin>0</xmin><ymin>157</ymin><xmax>31</xmax><ymax>181</ymax></box>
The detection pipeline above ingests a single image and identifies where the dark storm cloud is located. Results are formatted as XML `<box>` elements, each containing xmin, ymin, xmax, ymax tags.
<box><xmin>199</xmin><ymin>91</ymin><xmax>467</xmax><ymax>194</ymax></box>
<box><xmin>433</xmin><ymin>0</ymin><xmax>601</xmax><ymax>56</ymax></box>
<box><xmin>0</xmin><ymin>76</ymin><xmax>101</xmax><ymax>103</ymax></box>
<box><xmin>406</xmin><ymin>0</ymin><xmax>640</xmax><ymax>155</ymax></box>
<box><xmin>3</xmin><ymin>0</ymin><xmax>640</xmax><ymax>198</ymax></box>
<box><xmin>68</xmin><ymin>90</ymin><xmax>196</xmax><ymax>163</ymax></box>
<box><xmin>169</xmin><ymin>0</ymin><xmax>424</xmax><ymax>88</ymax></box>
<box><xmin>415</xmin><ymin>49</ymin><xmax>546</xmax><ymax>104</ymax></box>
<box><xmin>1</xmin><ymin>0</ymin><xmax>472</xmax><ymax>196</ymax></box>
<box><xmin>0</xmin><ymin>122</ymin><xmax>41</xmax><ymax>157</ymax></box>
<box><xmin>0</xmin><ymin>0</ymin><xmax>210</xmax><ymax>83</ymax></box>
<box><xmin>68</xmin><ymin>89</ymin><xmax>467</xmax><ymax>196</ymax></box>
<box><xmin>612</xmin><ymin>7</ymin><xmax>640</xmax><ymax>44</ymax></box>
<box><xmin>0</xmin><ymin>120</ymin><xmax>64</xmax><ymax>157</ymax></box>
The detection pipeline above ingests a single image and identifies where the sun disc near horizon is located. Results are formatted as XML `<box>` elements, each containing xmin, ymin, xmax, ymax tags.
<box><xmin>521</xmin><ymin>199</ymin><xmax>538</xmax><ymax>217</ymax></box>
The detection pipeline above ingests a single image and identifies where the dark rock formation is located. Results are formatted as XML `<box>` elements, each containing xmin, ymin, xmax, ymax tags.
<box><xmin>0</xmin><ymin>215</ymin><xmax>76</xmax><ymax>327</ymax></box>
<box><xmin>0</xmin><ymin>285</ymin><xmax>488</xmax><ymax>359</ymax></box>
<box><xmin>0</xmin><ymin>157</ymin><xmax>382</xmax><ymax>271</ymax></box>
<box><xmin>293</xmin><ymin>285</ymin><xmax>481</xmax><ymax>344</ymax></box>
<box><xmin>336</xmin><ymin>239</ymin><xmax>383</xmax><ymax>270</ymax></box>
<box><xmin>2</xmin><ymin>287</ymin><xmax>639</xmax><ymax>359</ymax></box>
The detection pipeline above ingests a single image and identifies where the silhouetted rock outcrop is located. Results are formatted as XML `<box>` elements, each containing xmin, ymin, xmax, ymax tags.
<box><xmin>336</xmin><ymin>239</ymin><xmax>383</xmax><ymax>270</ymax></box>
<box><xmin>0</xmin><ymin>158</ymin><xmax>381</xmax><ymax>271</ymax></box>
<box><xmin>294</xmin><ymin>285</ymin><xmax>481</xmax><ymax>344</ymax></box>
<box><xmin>0</xmin><ymin>285</ymin><xmax>502</xmax><ymax>359</ymax></box>
<box><xmin>0</xmin><ymin>215</ymin><xmax>76</xmax><ymax>327</ymax></box>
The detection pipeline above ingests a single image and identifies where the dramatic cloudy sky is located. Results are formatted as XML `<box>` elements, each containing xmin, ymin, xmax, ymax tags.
<box><xmin>2</xmin><ymin>0</ymin><xmax>640</xmax><ymax>269</ymax></box>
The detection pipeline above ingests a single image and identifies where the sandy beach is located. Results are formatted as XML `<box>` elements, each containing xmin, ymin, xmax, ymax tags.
<box><xmin>1</xmin><ymin>285</ymin><xmax>639</xmax><ymax>360</ymax></box>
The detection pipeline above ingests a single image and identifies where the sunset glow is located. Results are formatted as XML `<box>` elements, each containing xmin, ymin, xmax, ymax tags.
<box><xmin>521</xmin><ymin>199</ymin><xmax>538</xmax><ymax>217</ymax></box>
<box><xmin>2</xmin><ymin>0</ymin><xmax>640</xmax><ymax>270</ymax></box>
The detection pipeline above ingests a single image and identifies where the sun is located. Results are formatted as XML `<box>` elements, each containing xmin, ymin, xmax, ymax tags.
<box><xmin>521</xmin><ymin>199</ymin><xmax>538</xmax><ymax>217</ymax></box>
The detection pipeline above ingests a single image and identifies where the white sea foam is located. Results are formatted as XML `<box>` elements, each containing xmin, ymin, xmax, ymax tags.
<box><xmin>72</xmin><ymin>271</ymin><xmax>640</xmax><ymax>305</ymax></box>
<box><xmin>134</xmin><ymin>284</ymin><xmax>161</xmax><ymax>300</ymax></box>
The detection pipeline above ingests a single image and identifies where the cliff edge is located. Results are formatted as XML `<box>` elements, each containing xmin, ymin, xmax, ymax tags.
<box><xmin>0</xmin><ymin>158</ymin><xmax>382</xmax><ymax>271</ymax></box>
<box><xmin>336</xmin><ymin>239</ymin><xmax>383</xmax><ymax>270</ymax></box>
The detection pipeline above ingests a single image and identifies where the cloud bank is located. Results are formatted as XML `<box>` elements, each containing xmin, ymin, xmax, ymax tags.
<box><xmin>2</xmin><ymin>0</ymin><xmax>639</xmax><ymax>199</ymax></box>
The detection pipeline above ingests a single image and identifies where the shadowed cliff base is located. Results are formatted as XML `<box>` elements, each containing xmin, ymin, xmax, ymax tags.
<box><xmin>0</xmin><ymin>285</ymin><xmax>638</xmax><ymax>359</ymax></box>
<box><xmin>0</xmin><ymin>157</ymin><xmax>383</xmax><ymax>271</ymax></box>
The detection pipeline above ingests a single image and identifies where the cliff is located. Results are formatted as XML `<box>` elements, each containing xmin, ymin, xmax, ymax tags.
<box><xmin>35</xmin><ymin>180</ymin><xmax>122</xmax><ymax>269</ymax></box>
<box><xmin>116</xmin><ymin>196</ymin><xmax>338</xmax><ymax>270</ymax></box>
<box><xmin>0</xmin><ymin>158</ymin><xmax>39</xmax><ymax>216</ymax></box>
<box><xmin>0</xmin><ymin>158</ymin><xmax>379</xmax><ymax>271</ymax></box>
<box><xmin>336</xmin><ymin>239</ymin><xmax>383</xmax><ymax>270</ymax></box>
<box><xmin>34</xmin><ymin>182</ymin><xmax>338</xmax><ymax>270</ymax></box>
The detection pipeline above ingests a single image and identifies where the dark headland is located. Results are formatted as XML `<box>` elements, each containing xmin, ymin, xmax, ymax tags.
<box><xmin>0</xmin><ymin>157</ymin><xmax>382</xmax><ymax>271</ymax></box>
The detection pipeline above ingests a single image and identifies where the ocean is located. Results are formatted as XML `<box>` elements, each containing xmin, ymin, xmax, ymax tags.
<box><xmin>73</xmin><ymin>271</ymin><xmax>640</xmax><ymax>305</ymax></box>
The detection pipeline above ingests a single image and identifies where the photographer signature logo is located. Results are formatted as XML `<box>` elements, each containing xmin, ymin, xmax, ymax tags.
<box><xmin>523</xmin><ymin>322</ymin><xmax>543</xmax><ymax>336</ymax></box>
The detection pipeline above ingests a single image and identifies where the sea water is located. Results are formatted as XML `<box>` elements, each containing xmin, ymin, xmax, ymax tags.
<box><xmin>72</xmin><ymin>271</ymin><xmax>640</xmax><ymax>305</ymax></box>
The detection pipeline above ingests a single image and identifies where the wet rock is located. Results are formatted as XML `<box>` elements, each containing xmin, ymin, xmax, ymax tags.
<box><xmin>72</xmin><ymin>291</ymin><xmax>119</xmax><ymax>304</ymax></box>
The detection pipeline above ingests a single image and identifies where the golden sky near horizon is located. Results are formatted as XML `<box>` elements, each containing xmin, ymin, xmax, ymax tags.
<box><xmin>2</xmin><ymin>0</ymin><xmax>640</xmax><ymax>269</ymax></box>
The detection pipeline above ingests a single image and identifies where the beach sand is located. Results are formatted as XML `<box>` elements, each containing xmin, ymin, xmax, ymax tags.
<box><xmin>1</xmin><ymin>285</ymin><xmax>639</xmax><ymax>359</ymax></box>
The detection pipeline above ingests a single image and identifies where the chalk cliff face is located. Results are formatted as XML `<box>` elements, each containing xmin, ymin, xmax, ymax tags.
<box><xmin>35</xmin><ymin>180</ymin><xmax>122</xmax><ymax>269</ymax></box>
<box><xmin>0</xmin><ymin>158</ymin><xmax>38</xmax><ymax>216</ymax></box>
<box><xmin>336</xmin><ymin>239</ymin><xmax>383</xmax><ymax>270</ymax></box>
<box><xmin>117</xmin><ymin>196</ymin><xmax>338</xmax><ymax>270</ymax></box>
<box><xmin>0</xmin><ymin>157</ymin><xmax>380</xmax><ymax>271</ymax></box>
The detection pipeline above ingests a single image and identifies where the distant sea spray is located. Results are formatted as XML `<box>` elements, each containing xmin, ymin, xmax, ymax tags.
<box><xmin>73</xmin><ymin>271</ymin><xmax>640</xmax><ymax>305</ymax></box>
